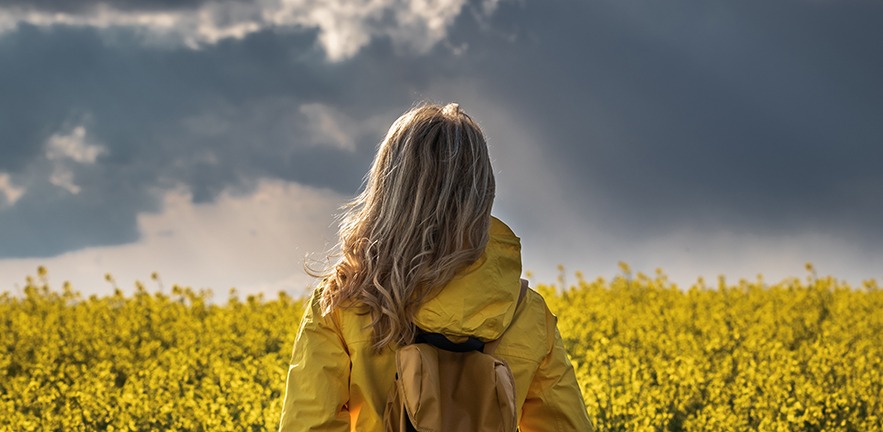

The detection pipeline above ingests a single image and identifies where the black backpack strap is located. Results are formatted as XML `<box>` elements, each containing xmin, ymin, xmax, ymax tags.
<box><xmin>415</xmin><ymin>331</ymin><xmax>485</xmax><ymax>352</ymax></box>
<box><xmin>484</xmin><ymin>279</ymin><xmax>529</xmax><ymax>355</ymax></box>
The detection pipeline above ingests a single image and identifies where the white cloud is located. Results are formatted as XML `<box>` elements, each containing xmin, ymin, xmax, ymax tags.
<box><xmin>46</xmin><ymin>126</ymin><xmax>104</xmax><ymax>164</ymax></box>
<box><xmin>503</xmin><ymin>198</ymin><xmax>883</xmax><ymax>290</ymax></box>
<box><xmin>44</xmin><ymin>125</ymin><xmax>105</xmax><ymax>195</ymax></box>
<box><xmin>0</xmin><ymin>179</ymin><xmax>346</xmax><ymax>298</ymax></box>
<box><xmin>0</xmin><ymin>0</ymin><xmax>485</xmax><ymax>61</ymax></box>
<box><xmin>48</xmin><ymin>168</ymin><xmax>81</xmax><ymax>195</ymax></box>
<box><xmin>593</xmin><ymin>227</ymin><xmax>883</xmax><ymax>288</ymax></box>
<box><xmin>0</xmin><ymin>172</ymin><xmax>25</xmax><ymax>207</ymax></box>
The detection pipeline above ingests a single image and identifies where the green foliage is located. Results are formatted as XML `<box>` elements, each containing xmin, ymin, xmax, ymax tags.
<box><xmin>2</xmin><ymin>266</ymin><xmax>881</xmax><ymax>431</ymax></box>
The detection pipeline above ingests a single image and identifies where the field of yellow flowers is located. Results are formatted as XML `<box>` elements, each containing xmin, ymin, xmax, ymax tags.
<box><xmin>2</xmin><ymin>265</ymin><xmax>881</xmax><ymax>431</ymax></box>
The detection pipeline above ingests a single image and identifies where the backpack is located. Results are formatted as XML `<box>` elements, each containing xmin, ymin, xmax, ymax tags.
<box><xmin>383</xmin><ymin>281</ymin><xmax>528</xmax><ymax>432</ymax></box>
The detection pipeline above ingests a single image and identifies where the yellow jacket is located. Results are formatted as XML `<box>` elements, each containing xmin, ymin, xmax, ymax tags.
<box><xmin>278</xmin><ymin>217</ymin><xmax>594</xmax><ymax>431</ymax></box>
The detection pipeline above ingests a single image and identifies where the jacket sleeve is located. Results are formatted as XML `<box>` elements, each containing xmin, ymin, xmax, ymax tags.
<box><xmin>278</xmin><ymin>291</ymin><xmax>351</xmax><ymax>432</ymax></box>
<box><xmin>519</xmin><ymin>307</ymin><xmax>595</xmax><ymax>432</ymax></box>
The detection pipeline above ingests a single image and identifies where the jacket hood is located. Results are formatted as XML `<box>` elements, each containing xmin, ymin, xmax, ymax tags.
<box><xmin>412</xmin><ymin>216</ymin><xmax>522</xmax><ymax>341</ymax></box>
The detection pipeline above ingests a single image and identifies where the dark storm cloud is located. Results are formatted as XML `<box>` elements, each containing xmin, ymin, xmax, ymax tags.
<box><xmin>0</xmin><ymin>173</ymin><xmax>143</xmax><ymax>257</ymax></box>
<box><xmin>0</xmin><ymin>22</ymin><xmax>464</xmax><ymax>258</ymax></box>
<box><xmin>0</xmin><ymin>0</ymin><xmax>213</xmax><ymax>12</ymax></box>
<box><xmin>447</xmin><ymin>0</ymin><xmax>883</xmax><ymax>242</ymax></box>
<box><xmin>2</xmin><ymin>0</ymin><xmax>882</xmax><ymax>262</ymax></box>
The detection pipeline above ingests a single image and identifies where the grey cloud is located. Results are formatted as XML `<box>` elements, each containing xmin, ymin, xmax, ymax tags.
<box><xmin>0</xmin><ymin>21</ymin><xmax>469</xmax><ymax>258</ymax></box>
<box><xmin>446</xmin><ymin>0</ymin><xmax>883</xmax><ymax>242</ymax></box>
<box><xmin>0</xmin><ymin>0</ymin><xmax>213</xmax><ymax>13</ymax></box>
<box><xmin>0</xmin><ymin>0</ymin><xmax>483</xmax><ymax>61</ymax></box>
<box><xmin>0</xmin><ymin>167</ymin><xmax>143</xmax><ymax>257</ymax></box>
<box><xmin>2</xmin><ymin>0</ymin><xmax>882</xmax><ymax>266</ymax></box>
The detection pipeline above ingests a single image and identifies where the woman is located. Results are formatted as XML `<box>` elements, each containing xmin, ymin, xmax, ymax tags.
<box><xmin>278</xmin><ymin>103</ymin><xmax>593</xmax><ymax>431</ymax></box>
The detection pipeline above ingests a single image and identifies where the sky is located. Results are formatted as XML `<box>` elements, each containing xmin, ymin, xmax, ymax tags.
<box><xmin>1</xmin><ymin>0</ymin><xmax>881</xmax><ymax>298</ymax></box>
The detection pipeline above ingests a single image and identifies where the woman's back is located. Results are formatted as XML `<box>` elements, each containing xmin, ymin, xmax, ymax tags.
<box><xmin>279</xmin><ymin>217</ymin><xmax>593</xmax><ymax>431</ymax></box>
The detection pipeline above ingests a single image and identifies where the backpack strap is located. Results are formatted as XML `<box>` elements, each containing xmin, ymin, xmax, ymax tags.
<box><xmin>483</xmin><ymin>279</ymin><xmax>529</xmax><ymax>355</ymax></box>
<box><xmin>415</xmin><ymin>332</ymin><xmax>485</xmax><ymax>352</ymax></box>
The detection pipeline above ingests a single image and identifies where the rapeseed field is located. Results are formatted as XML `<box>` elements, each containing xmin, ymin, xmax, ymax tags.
<box><xmin>2</xmin><ymin>265</ymin><xmax>880</xmax><ymax>431</ymax></box>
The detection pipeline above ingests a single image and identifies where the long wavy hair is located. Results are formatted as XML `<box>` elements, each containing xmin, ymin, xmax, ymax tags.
<box><xmin>317</xmin><ymin>102</ymin><xmax>496</xmax><ymax>352</ymax></box>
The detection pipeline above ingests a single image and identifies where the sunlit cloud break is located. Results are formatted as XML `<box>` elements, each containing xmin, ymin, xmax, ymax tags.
<box><xmin>45</xmin><ymin>125</ymin><xmax>106</xmax><ymax>195</ymax></box>
<box><xmin>0</xmin><ymin>0</ymin><xmax>501</xmax><ymax>60</ymax></box>
<box><xmin>0</xmin><ymin>173</ymin><xmax>25</xmax><ymax>207</ymax></box>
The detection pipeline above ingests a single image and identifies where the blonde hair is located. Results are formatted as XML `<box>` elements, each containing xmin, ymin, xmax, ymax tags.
<box><xmin>317</xmin><ymin>102</ymin><xmax>495</xmax><ymax>352</ymax></box>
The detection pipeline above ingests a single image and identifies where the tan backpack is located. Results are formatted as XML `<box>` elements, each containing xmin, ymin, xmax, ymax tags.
<box><xmin>383</xmin><ymin>282</ymin><xmax>528</xmax><ymax>432</ymax></box>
